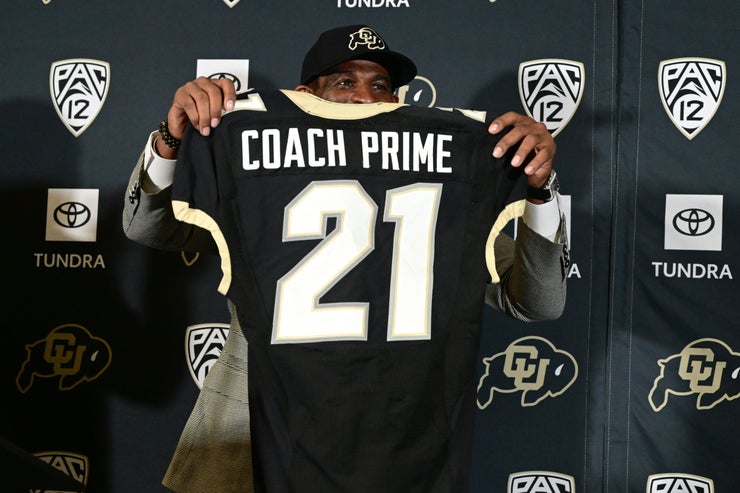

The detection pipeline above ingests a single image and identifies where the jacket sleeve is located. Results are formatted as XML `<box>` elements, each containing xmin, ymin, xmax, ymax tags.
<box><xmin>485</xmin><ymin>218</ymin><xmax>568</xmax><ymax>321</ymax></box>
<box><xmin>122</xmin><ymin>140</ymin><xmax>217</xmax><ymax>254</ymax></box>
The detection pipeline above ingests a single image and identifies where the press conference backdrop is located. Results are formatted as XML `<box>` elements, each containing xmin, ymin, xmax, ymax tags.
<box><xmin>1</xmin><ymin>1</ymin><xmax>737</xmax><ymax>492</ymax></box>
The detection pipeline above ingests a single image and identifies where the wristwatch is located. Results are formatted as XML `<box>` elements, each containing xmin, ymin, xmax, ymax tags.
<box><xmin>527</xmin><ymin>170</ymin><xmax>559</xmax><ymax>202</ymax></box>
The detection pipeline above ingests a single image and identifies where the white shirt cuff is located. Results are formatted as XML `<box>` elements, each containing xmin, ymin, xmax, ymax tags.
<box><xmin>141</xmin><ymin>131</ymin><xmax>177</xmax><ymax>193</ymax></box>
<box><xmin>521</xmin><ymin>196</ymin><xmax>562</xmax><ymax>242</ymax></box>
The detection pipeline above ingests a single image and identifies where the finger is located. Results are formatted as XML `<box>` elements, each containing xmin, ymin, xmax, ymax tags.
<box><xmin>192</xmin><ymin>77</ymin><xmax>231</xmax><ymax>131</ymax></box>
<box><xmin>507</xmin><ymin>126</ymin><xmax>555</xmax><ymax>168</ymax></box>
<box><xmin>492</xmin><ymin>123</ymin><xmax>533</xmax><ymax>161</ymax></box>
<box><xmin>488</xmin><ymin>111</ymin><xmax>527</xmax><ymax>135</ymax></box>
<box><xmin>170</xmin><ymin>79</ymin><xmax>213</xmax><ymax>137</ymax></box>
<box><xmin>213</xmin><ymin>78</ymin><xmax>237</xmax><ymax>111</ymax></box>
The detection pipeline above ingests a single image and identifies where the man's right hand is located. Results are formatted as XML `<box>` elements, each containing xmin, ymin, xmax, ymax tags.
<box><xmin>156</xmin><ymin>77</ymin><xmax>237</xmax><ymax>159</ymax></box>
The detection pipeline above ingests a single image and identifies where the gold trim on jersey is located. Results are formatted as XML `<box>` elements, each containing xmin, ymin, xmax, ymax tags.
<box><xmin>281</xmin><ymin>89</ymin><xmax>406</xmax><ymax>120</ymax></box>
<box><xmin>485</xmin><ymin>199</ymin><xmax>527</xmax><ymax>284</ymax></box>
<box><xmin>172</xmin><ymin>200</ymin><xmax>232</xmax><ymax>294</ymax></box>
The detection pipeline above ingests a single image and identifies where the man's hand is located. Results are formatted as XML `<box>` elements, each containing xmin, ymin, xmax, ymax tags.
<box><xmin>488</xmin><ymin>112</ymin><xmax>556</xmax><ymax>189</ymax></box>
<box><xmin>156</xmin><ymin>77</ymin><xmax>237</xmax><ymax>159</ymax></box>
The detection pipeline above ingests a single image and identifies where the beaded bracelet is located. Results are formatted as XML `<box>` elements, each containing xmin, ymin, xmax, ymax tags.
<box><xmin>159</xmin><ymin>119</ymin><xmax>181</xmax><ymax>149</ymax></box>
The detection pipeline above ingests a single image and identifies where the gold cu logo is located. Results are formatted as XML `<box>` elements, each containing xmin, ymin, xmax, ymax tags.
<box><xmin>16</xmin><ymin>324</ymin><xmax>112</xmax><ymax>393</ymax></box>
<box><xmin>44</xmin><ymin>332</ymin><xmax>87</xmax><ymax>375</ymax></box>
<box><xmin>349</xmin><ymin>27</ymin><xmax>385</xmax><ymax>51</ymax></box>
<box><xmin>678</xmin><ymin>347</ymin><xmax>725</xmax><ymax>393</ymax></box>
<box><xmin>504</xmin><ymin>345</ymin><xmax>550</xmax><ymax>391</ymax></box>
<box><xmin>477</xmin><ymin>336</ymin><xmax>578</xmax><ymax>409</ymax></box>
<box><xmin>648</xmin><ymin>338</ymin><xmax>740</xmax><ymax>411</ymax></box>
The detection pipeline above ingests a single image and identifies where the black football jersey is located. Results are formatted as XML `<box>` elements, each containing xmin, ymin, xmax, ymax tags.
<box><xmin>171</xmin><ymin>89</ymin><xmax>527</xmax><ymax>493</ymax></box>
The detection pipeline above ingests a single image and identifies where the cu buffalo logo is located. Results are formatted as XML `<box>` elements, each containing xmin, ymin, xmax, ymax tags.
<box><xmin>648</xmin><ymin>338</ymin><xmax>740</xmax><ymax>411</ymax></box>
<box><xmin>672</xmin><ymin>208</ymin><xmax>714</xmax><ymax>236</ymax></box>
<box><xmin>348</xmin><ymin>27</ymin><xmax>385</xmax><ymax>51</ymax></box>
<box><xmin>16</xmin><ymin>324</ymin><xmax>112</xmax><ymax>393</ymax></box>
<box><xmin>477</xmin><ymin>336</ymin><xmax>577</xmax><ymax>408</ymax></box>
<box><xmin>53</xmin><ymin>201</ymin><xmax>92</xmax><ymax>228</ymax></box>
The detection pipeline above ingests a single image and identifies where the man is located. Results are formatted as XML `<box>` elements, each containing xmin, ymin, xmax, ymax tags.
<box><xmin>123</xmin><ymin>25</ymin><xmax>567</xmax><ymax>493</ymax></box>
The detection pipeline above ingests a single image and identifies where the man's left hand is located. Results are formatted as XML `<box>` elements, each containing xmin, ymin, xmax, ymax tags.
<box><xmin>488</xmin><ymin>112</ymin><xmax>556</xmax><ymax>189</ymax></box>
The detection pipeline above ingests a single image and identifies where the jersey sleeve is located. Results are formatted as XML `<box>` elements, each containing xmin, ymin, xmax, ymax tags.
<box><xmin>171</xmin><ymin>126</ymin><xmax>234</xmax><ymax>294</ymax></box>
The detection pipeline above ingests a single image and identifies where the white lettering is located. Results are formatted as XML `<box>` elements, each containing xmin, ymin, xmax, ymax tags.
<box><xmin>413</xmin><ymin>132</ymin><xmax>434</xmax><ymax>171</ymax></box>
<box><xmin>326</xmin><ymin>130</ymin><xmax>347</xmax><ymax>167</ymax></box>
<box><xmin>34</xmin><ymin>253</ymin><xmax>106</xmax><ymax>269</ymax></box>
<box><xmin>338</xmin><ymin>0</ymin><xmax>409</xmax><ymax>6</ymax></box>
<box><xmin>361</xmin><ymin>132</ymin><xmax>379</xmax><ymax>168</ymax></box>
<box><xmin>284</xmin><ymin>128</ymin><xmax>306</xmax><ymax>168</ymax></box>
<box><xmin>567</xmin><ymin>263</ymin><xmax>581</xmax><ymax>278</ymax></box>
<box><xmin>242</xmin><ymin>129</ymin><xmax>259</xmax><ymax>170</ymax></box>
<box><xmin>242</xmin><ymin>128</ymin><xmax>347</xmax><ymax>170</ymax></box>
<box><xmin>241</xmin><ymin>128</ymin><xmax>453</xmax><ymax>173</ymax></box>
<box><xmin>307</xmin><ymin>128</ymin><xmax>325</xmax><ymax>167</ymax></box>
<box><xmin>651</xmin><ymin>261</ymin><xmax>733</xmax><ymax>279</ymax></box>
<box><xmin>381</xmin><ymin>131</ymin><xmax>399</xmax><ymax>170</ymax></box>
<box><xmin>436</xmin><ymin>134</ymin><xmax>452</xmax><ymax>173</ymax></box>
<box><xmin>262</xmin><ymin>128</ymin><xmax>281</xmax><ymax>169</ymax></box>
<box><xmin>361</xmin><ymin>131</ymin><xmax>453</xmax><ymax>173</ymax></box>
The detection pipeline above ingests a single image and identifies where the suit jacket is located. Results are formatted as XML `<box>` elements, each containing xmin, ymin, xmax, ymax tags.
<box><xmin>122</xmin><ymin>135</ymin><xmax>568</xmax><ymax>493</ymax></box>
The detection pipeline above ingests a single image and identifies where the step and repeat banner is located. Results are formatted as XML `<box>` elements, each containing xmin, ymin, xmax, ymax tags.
<box><xmin>1</xmin><ymin>1</ymin><xmax>737</xmax><ymax>492</ymax></box>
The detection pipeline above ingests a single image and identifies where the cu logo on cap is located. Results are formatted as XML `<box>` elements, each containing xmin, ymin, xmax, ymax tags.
<box><xmin>349</xmin><ymin>27</ymin><xmax>385</xmax><ymax>51</ymax></box>
<box><xmin>53</xmin><ymin>201</ymin><xmax>91</xmax><ymax>229</ymax></box>
<box><xmin>672</xmin><ymin>208</ymin><xmax>714</xmax><ymax>236</ymax></box>
<box><xmin>208</xmin><ymin>72</ymin><xmax>242</xmax><ymax>92</ymax></box>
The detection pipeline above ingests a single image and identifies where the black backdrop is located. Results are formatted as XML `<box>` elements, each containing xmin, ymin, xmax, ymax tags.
<box><xmin>2</xmin><ymin>1</ymin><xmax>738</xmax><ymax>492</ymax></box>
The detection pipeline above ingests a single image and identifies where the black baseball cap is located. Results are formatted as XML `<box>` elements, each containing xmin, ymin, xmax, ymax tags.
<box><xmin>300</xmin><ymin>25</ymin><xmax>417</xmax><ymax>89</ymax></box>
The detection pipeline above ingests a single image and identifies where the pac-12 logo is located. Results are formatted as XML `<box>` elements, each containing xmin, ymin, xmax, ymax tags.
<box><xmin>186</xmin><ymin>323</ymin><xmax>229</xmax><ymax>388</ymax></box>
<box><xmin>658</xmin><ymin>57</ymin><xmax>725</xmax><ymax>140</ymax></box>
<box><xmin>508</xmin><ymin>471</ymin><xmax>575</xmax><ymax>492</ymax></box>
<box><xmin>647</xmin><ymin>473</ymin><xmax>714</xmax><ymax>493</ymax></box>
<box><xmin>518</xmin><ymin>59</ymin><xmax>584</xmax><ymax>137</ymax></box>
<box><xmin>648</xmin><ymin>338</ymin><xmax>740</xmax><ymax>411</ymax></box>
<box><xmin>35</xmin><ymin>451</ymin><xmax>89</xmax><ymax>489</ymax></box>
<box><xmin>50</xmin><ymin>58</ymin><xmax>110</xmax><ymax>137</ymax></box>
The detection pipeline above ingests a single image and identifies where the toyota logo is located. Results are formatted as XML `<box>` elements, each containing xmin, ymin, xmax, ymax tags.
<box><xmin>208</xmin><ymin>72</ymin><xmax>242</xmax><ymax>92</ymax></box>
<box><xmin>53</xmin><ymin>201</ymin><xmax>91</xmax><ymax>228</ymax></box>
<box><xmin>672</xmin><ymin>208</ymin><xmax>714</xmax><ymax>236</ymax></box>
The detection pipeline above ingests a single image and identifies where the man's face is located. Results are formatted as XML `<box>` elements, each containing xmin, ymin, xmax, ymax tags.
<box><xmin>296</xmin><ymin>60</ymin><xmax>399</xmax><ymax>104</ymax></box>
